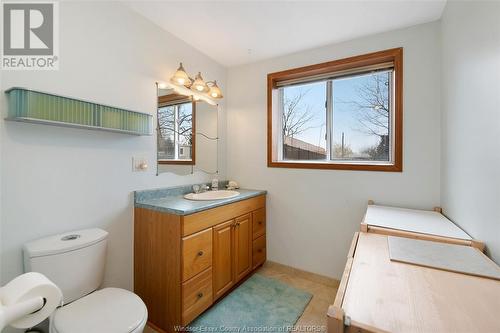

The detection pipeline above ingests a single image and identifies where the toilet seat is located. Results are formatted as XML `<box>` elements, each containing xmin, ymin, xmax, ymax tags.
<box><xmin>52</xmin><ymin>287</ymin><xmax>147</xmax><ymax>333</ymax></box>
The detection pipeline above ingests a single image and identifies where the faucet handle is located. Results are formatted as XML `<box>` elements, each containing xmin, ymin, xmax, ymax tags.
<box><xmin>192</xmin><ymin>185</ymin><xmax>201</xmax><ymax>193</ymax></box>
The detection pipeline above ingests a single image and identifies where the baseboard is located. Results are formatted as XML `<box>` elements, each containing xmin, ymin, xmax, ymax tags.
<box><xmin>263</xmin><ymin>260</ymin><xmax>340</xmax><ymax>288</ymax></box>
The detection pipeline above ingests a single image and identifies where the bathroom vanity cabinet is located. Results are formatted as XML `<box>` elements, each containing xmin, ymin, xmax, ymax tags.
<box><xmin>134</xmin><ymin>194</ymin><xmax>266</xmax><ymax>332</ymax></box>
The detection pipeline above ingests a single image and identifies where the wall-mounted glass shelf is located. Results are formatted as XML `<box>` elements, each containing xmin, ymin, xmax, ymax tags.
<box><xmin>5</xmin><ymin>87</ymin><xmax>153</xmax><ymax>136</ymax></box>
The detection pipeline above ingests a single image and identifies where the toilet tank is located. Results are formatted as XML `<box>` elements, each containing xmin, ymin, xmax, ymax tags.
<box><xmin>23</xmin><ymin>228</ymin><xmax>108</xmax><ymax>304</ymax></box>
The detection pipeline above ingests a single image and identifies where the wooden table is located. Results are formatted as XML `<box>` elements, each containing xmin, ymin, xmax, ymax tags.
<box><xmin>328</xmin><ymin>232</ymin><xmax>500</xmax><ymax>333</ymax></box>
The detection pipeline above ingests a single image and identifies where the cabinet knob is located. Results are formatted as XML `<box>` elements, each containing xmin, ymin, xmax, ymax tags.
<box><xmin>258</xmin><ymin>221</ymin><xmax>263</xmax><ymax>225</ymax></box>
<box><xmin>258</xmin><ymin>249</ymin><xmax>263</xmax><ymax>253</ymax></box>
<box><xmin>197</xmin><ymin>250</ymin><xmax>204</xmax><ymax>257</ymax></box>
<box><xmin>236</xmin><ymin>222</ymin><xmax>240</xmax><ymax>227</ymax></box>
<box><xmin>197</xmin><ymin>292</ymin><xmax>204</xmax><ymax>299</ymax></box>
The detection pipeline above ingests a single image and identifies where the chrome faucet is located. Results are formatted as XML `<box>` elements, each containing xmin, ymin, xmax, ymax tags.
<box><xmin>192</xmin><ymin>184</ymin><xmax>210</xmax><ymax>194</ymax></box>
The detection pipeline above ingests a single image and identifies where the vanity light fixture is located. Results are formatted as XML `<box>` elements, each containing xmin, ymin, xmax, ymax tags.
<box><xmin>169</xmin><ymin>62</ymin><xmax>223</xmax><ymax>99</ymax></box>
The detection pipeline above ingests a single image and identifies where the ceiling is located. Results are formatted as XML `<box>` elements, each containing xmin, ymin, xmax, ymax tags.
<box><xmin>127</xmin><ymin>1</ymin><xmax>446</xmax><ymax>67</ymax></box>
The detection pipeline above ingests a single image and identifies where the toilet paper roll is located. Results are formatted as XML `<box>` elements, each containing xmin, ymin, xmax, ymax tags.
<box><xmin>0</xmin><ymin>272</ymin><xmax>62</xmax><ymax>329</ymax></box>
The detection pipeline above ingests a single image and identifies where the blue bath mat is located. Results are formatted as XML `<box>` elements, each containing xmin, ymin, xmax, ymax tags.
<box><xmin>188</xmin><ymin>274</ymin><xmax>312</xmax><ymax>332</ymax></box>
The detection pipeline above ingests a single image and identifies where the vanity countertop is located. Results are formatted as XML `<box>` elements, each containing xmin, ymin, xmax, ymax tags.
<box><xmin>134</xmin><ymin>184</ymin><xmax>266</xmax><ymax>215</ymax></box>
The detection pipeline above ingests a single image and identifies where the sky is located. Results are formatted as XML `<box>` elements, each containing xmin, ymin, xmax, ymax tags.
<box><xmin>283</xmin><ymin>71</ymin><xmax>390</xmax><ymax>156</ymax></box>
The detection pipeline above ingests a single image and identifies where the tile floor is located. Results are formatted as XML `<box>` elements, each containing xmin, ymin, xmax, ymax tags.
<box><xmin>145</xmin><ymin>262</ymin><xmax>338</xmax><ymax>333</ymax></box>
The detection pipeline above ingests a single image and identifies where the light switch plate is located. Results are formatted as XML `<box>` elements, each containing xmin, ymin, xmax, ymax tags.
<box><xmin>132</xmin><ymin>156</ymin><xmax>148</xmax><ymax>172</ymax></box>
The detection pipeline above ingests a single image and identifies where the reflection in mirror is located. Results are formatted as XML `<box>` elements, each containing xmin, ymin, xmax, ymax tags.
<box><xmin>157</xmin><ymin>88</ymin><xmax>195</xmax><ymax>164</ymax></box>
<box><xmin>196</xmin><ymin>102</ymin><xmax>218</xmax><ymax>174</ymax></box>
<box><xmin>157</xmin><ymin>84</ymin><xmax>219</xmax><ymax>175</ymax></box>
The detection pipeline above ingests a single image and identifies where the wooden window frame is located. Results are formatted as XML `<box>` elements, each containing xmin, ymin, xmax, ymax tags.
<box><xmin>157</xmin><ymin>95</ymin><xmax>196</xmax><ymax>165</ymax></box>
<box><xmin>267</xmin><ymin>48</ymin><xmax>403</xmax><ymax>172</ymax></box>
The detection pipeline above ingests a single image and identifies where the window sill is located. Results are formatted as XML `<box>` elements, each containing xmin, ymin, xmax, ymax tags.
<box><xmin>267</xmin><ymin>160</ymin><xmax>402</xmax><ymax>172</ymax></box>
<box><xmin>158</xmin><ymin>160</ymin><xmax>195</xmax><ymax>165</ymax></box>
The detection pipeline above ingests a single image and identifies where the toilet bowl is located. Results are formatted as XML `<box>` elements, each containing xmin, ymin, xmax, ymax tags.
<box><xmin>23</xmin><ymin>228</ymin><xmax>148</xmax><ymax>333</ymax></box>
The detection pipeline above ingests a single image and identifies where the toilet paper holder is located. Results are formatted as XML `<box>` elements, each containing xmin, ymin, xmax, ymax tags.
<box><xmin>0</xmin><ymin>272</ymin><xmax>62</xmax><ymax>331</ymax></box>
<box><xmin>0</xmin><ymin>296</ymin><xmax>45</xmax><ymax>330</ymax></box>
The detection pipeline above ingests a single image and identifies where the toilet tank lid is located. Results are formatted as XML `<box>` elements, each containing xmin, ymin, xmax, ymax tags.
<box><xmin>24</xmin><ymin>228</ymin><xmax>108</xmax><ymax>258</ymax></box>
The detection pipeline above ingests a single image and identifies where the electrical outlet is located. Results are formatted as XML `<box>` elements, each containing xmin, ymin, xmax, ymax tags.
<box><xmin>132</xmin><ymin>156</ymin><xmax>148</xmax><ymax>172</ymax></box>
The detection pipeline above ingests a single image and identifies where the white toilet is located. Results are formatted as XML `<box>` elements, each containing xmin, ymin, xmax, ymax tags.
<box><xmin>23</xmin><ymin>228</ymin><xmax>148</xmax><ymax>333</ymax></box>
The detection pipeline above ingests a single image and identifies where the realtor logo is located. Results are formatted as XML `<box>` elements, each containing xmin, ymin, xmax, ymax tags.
<box><xmin>1</xmin><ymin>1</ymin><xmax>59</xmax><ymax>70</ymax></box>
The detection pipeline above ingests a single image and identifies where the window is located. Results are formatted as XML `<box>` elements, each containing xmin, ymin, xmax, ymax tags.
<box><xmin>268</xmin><ymin>48</ymin><xmax>402</xmax><ymax>171</ymax></box>
<box><xmin>157</xmin><ymin>96</ymin><xmax>195</xmax><ymax>164</ymax></box>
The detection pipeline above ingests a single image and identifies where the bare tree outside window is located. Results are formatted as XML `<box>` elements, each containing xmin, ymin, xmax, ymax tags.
<box><xmin>281</xmin><ymin>84</ymin><xmax>327</xmax><ymax>160</ymax></box>
<box><xmin>350</xmin><ymin>72</ymin><xmax>391</xmax><ymax>161</ymax></box>
<box><xmin>157</xmin><ymin>102</ymin><xmax>193</xmax><ymax>160</ymax></box>
<box><xmin>282</xmin><ymin>89</ymin><xmax>316</xmax><ymax>138</ymax></box>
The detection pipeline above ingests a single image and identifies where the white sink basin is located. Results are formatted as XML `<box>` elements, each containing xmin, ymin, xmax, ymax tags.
<box><xmin>184</xmin><ymin>190</ymin><xmax>240</xmax><ymax>201</ymax></box>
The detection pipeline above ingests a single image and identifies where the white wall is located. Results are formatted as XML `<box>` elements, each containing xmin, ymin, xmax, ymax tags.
<box><xmin>0</xmin><ymin>2</ymin><xmax>227</xmax><ymax>288</ymax></box>
<box><xmin>440</xmin><ymin>1</ymin><xmax>500</xmax><ymax>263</ymax></box>
<box><xmin>226</xmin><ymin>22</ymin><xmax>441</xmax><ymax>279</ymax></box>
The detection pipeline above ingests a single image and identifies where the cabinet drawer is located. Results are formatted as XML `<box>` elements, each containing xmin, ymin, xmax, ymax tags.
<box><xmin>252</xmin><ymin>208</ymin><xmax>266</xmax><ymax>240</ymax></box>
<box><xmin>182</xmin><ymin>195</ymin><xmax>266</xmax><ymax>236</ymax></box>
<box><xmin>182</xmin><ymin>267</ymin><xmax>213</xmax><ymax>326</ymax></box>
<box><xmin>182</xmin><ymin>228</ymin><xmax>212</xmax><ymax>281</ymax></box>
<box><xmin>252</xmin><ymin>234</ymin><xmax>266</xmax><ymax>269</ymax></box>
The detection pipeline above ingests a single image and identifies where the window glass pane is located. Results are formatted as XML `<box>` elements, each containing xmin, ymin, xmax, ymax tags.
<box><xmin>332</xmin><ymin>70</ymin><xmax>391</xmax><ymax>161</ymax></box>
<box><xmin>157</xmin><ymin>102</ymin><xmax>193</xmax><ymax>160</ymax></box>
<box><xmin>157</xmin><ymin>105</ymin><xmax>175</xmax><ymax>160</ymax></box>
<box><xmin>282</xmin><ymin>81</ymin><xmax>327</xmax><ymax>161</ymax></box>
<box><xmin>177</xmin><ymin>103</ymin><xmax>193</xmax><ymax>159</ymax></box>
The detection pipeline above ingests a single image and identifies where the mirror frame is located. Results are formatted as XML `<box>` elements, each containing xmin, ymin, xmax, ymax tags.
<box><xmin>157</xmin><ymin>93</ymin><xmax>196</xmax><ymax>165</ymax></box>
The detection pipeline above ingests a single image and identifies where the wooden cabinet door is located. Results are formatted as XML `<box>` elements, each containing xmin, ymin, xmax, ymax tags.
<box><xmin>234</xmin><ymin>213</ymin><xmax>252</xmax><ymax>283</ymax></box>
<box><xmin>213</xmin><ymin>220</ymin><xmax>234</xmax><ymax>300</ymax></box>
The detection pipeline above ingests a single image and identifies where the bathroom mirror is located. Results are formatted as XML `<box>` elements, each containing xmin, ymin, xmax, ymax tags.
<box><xmin>157</xmin><ymin>85</ymin><xmax>218</xmax><ymax>175</ymax></box>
